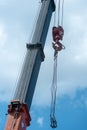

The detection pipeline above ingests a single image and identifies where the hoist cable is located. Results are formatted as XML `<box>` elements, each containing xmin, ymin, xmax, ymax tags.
<box><xmin>58</xmin><ymin>0</ymin><xmax>60</xmax><ymax>26</ymax></box>
<box><xmin>61</xmin><ymin>0</ymin><xmax>64</xmax><ymax>27</ymax></box>
<box><xmin>54</xmin><ymin>7</ymin><xmax>56</xmax><ymax>26</ymax></box>
<box><xmin>50</xmin><ymin>0</ymin><xmax>65</xmax><ymax>128</ymax></box>
<box><xmin>51</xmin><ymin>53</ymin><xmax>57</xmax><ymax>114</ymax></box>
<box><xmin>50</xmin><ymin>52</ymin><xmax>58</xmax><ymax>128</ymax></box>
<box><xmin>53</xmin><ymin>0</ymin><xmax>57</xmax><ymax>26</ymax></box>
<box><xmin>54</xmin><ymin>0</ymin><xmax>64</xmax><ymax>27</ymax></box>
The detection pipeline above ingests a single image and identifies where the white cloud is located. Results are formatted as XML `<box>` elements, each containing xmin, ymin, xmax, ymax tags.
<box><xmin>37</xmin><ymin>117</ymin><xmax>43</xmax><ymax>126</ymax></box>
<box><xmin>73</xmin><ymin>94</ymin><xmax>87</xmax><ymax>108</ymax></box>
<box><xmin>0</xmin><ymin>24</ymin><xmax>7</xmax><ymax>48</ymax></box>
<box><xmin>81</xmin><ymin>95</ymin><xmax>87</xmax><ymax>108</ymax></box>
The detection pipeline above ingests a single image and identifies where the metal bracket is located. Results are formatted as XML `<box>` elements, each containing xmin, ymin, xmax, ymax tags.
<box><xmin>26</xmin><ymin>43</ymin><xmax>45</xmax><ymax>62</ymax></box>
<box><xmin>7</xmin><ymin>100</ymin><xmax>31</xmax><ymax>126</ymax></box>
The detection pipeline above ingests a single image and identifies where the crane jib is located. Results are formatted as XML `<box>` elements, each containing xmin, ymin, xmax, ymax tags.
<box><xmin>5</xmin><ymin>0</ymin><xmax>56</xmax><ymax>130</ymax></box>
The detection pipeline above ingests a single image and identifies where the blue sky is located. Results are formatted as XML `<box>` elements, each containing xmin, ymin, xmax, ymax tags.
<box><xmin>0</xmin><ymin>0</ymin><xmax>87</xmax><ymax>129</ymax></box>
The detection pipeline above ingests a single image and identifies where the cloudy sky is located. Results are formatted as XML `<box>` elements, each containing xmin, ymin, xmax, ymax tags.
<box><xmin>0</xmin><ymin>0</ymin><xmax>87</xmax><ymax>129</ymax></box>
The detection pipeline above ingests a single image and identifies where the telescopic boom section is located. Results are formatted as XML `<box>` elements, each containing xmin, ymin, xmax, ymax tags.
<box><xmin>5</xmin><ymin>0</ymin><xmax>55</xmax><ymax>130</ymax></box>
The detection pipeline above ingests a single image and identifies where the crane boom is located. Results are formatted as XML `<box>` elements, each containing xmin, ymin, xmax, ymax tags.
<box><xmin>5</xmin><ymin>0</ymin><xmax>55</xmax><ymax>130</ymax></box>
<box><xmin>14</xmin><ymin>0</ymin><xmax>55</xmax><ymax>109</ymax></box>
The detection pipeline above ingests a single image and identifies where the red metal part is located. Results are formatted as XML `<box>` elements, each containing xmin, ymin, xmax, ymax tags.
<box><xmin>52</xmin><ymin>26</ymin><xmax>64</xmax><ymax>52</ymax></box>
<box><xmin>52</xmin><ymin>26</ymin><xmax>64</xmax><ymax>42</ymax></box>
<box><xmin>52</xmin><ymin>42</ymin><xmax>63</xmax><ymax>51</ymax></box>
<box><xmin>5</xmin><ymin>100</ymin><xmax>31</xmax><ymax>130</ymax></box>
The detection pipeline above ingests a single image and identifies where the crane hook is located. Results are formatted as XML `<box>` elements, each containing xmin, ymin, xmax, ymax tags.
<box><xmin>50</xmin><ymin>116</ymin><xmax>57</xmax><ymax>128</ymax></box>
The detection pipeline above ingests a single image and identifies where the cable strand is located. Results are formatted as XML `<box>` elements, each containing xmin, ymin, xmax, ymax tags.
<box><xmin>61</xmin><ymin>0</ymin><xmax>64</xmax><ymax>27</ymax></box>
<box><xmin>58</xmin><ymin>0</ymin><xmax>60</xmax><ymax>26</ymax></box>
<box><xmin>50</xmin><ymin>52</ymin><xmax>58</xmax><ymax>128</ymax></box>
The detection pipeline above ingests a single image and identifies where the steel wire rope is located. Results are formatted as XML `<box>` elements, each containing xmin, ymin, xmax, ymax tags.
<box><xmin>53</xmin><ymin>0</ymin><xmax>57</xmax><ymax>26</ymax></box>
<box><xmin>51</xmin><ymin>54</ymin><xmax>57</xmax><ymax>113</ymax></box>
<box><xmin>50</xmin><ymin>1</ymin><xmax>59</xmax><ymax>128</ymax></box>
<box><xmin>50</xmin><ymin>0</ymin><xmax>65</xmax><ymax>128</ymax></box>
<box><xmin>61</xmin><ymin>0</ymin><xmax>64</xmax><ymax>27</ymax></box>
<box><xmin>54</xmin><ymin>0</ymin><xmax>64</xmax><ymax>27</ymax></box>
<box><xmin>50</xmin><ymin>0</ymin><xmax>58</xmax><ymax>127</ymax></box>
<box><xmin>58</xmin><ymin>0</ymin><xmax>60</xmax><ymax>26</ymax></box>
<box><xmin>50</xmin><ymin>52</ymin><xmax>58</xmax><ymax>128</ymax></box>
<box><xmin>53</xmin><ymin>0</ymin><xmax>60</xmax><ymax>26</ymax></box>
